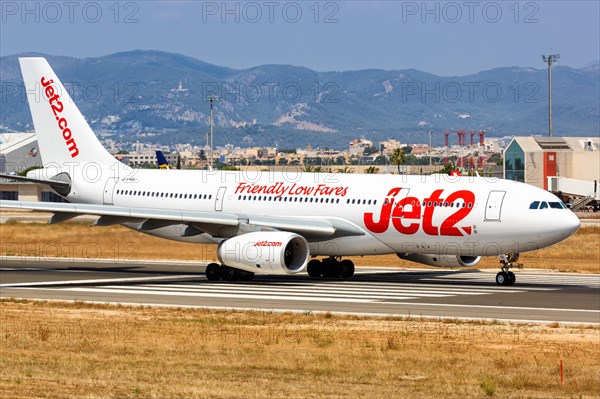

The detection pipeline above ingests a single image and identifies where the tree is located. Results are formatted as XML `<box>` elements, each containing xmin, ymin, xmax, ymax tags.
<box><xmin>336</xmin><ymin>166</ymin><xmax>353</xmax><ymax>174</ymax></box>
<box><xmin>389</xmin><ymin>148</ymin><xmax>406</xmax><ymax>173</ymax></box>
<box><xmin>363</xmin><ymin>145</ymin><xmax>377</xmax><ymax>156</ymax></box>
<box><xmin>374</xmin><ymin>155</ymin><xmax>387</xmax><ymax>165</ymax></box>
<box><xmin>439</xmin><ymin>162</ymin><xmax>456</xmax><ymax>175</ymax></box>
<box><xmin>488</xmin><ymin>153</ymin><xmax>502</xmax><ymax>166</ymax></box>
<box><xmin>401</xmin><ymin>145</ymin><xmax>412</xmax><ymax>155</ymax></box>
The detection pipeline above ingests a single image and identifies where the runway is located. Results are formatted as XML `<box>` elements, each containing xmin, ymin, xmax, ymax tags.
<box><xmin>1</xmin><ymin>256</ymin><xmax>599</xmax><ymax>324</ymax></box>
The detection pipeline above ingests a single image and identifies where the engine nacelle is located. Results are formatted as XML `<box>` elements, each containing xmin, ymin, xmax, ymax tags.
<box><xmin>217</xmin><ymin>232</ymin><xmax>310</xmax><ymax>275</ymax></box>
<box><xmin>397</xmin><ymin>253</ymin><xmax>481</xmax><ymax>268</ymax></box>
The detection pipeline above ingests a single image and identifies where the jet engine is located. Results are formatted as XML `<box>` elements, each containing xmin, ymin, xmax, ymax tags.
<box><xmin>397</xmin><ymin>253</ymin><xmax>481</xmax><ymax>268</ymax></box>
<box><xmin>217</xmin><ymin>232</ymin><xmax>310</xmax><ymax>275</ymax></box>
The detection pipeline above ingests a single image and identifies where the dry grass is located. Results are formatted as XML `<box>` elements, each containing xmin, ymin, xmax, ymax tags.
<box><xmin>1</xmin><ymin>220</ymin><xmax>598</xmax><ymax>273</ymax></box>
<box><xmin>1</xmin><ymin>300</ymin><xmax>599</xmax><ymax>399</ymax></box>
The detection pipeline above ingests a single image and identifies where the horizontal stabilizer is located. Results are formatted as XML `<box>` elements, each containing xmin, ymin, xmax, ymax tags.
<box><xmin>0</xmin><ymin>173</ymin><xmax>70</xmax><ymax>187</ymax></box>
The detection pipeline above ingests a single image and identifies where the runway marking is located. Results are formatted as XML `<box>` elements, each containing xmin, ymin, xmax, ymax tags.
<box><xmin>37</xmin><ymin>277</ymin><xmax>532</xmax><ymax>304</ymax></box>
<box><xmin>145</xmin><ymin>283</ymin><xmax>502</xmax><ymax>296</ymax></box>
<box><xmin>0</xmin><ymin>275</ymin><xmax>200</xmax><ymax>288</ymax></box>
<box><xmin>11</xmin><ymin>286</ymin><xmax>599</xmax><ymax>315</ymax></box>
<box><xmin>108</xmin><ymin>284</ymin><xmax>455</xmax><ymax>299</ymax></box>
<box><xmin>56</xmin><ymin>287</ymin><xmax>409</xmax><ymax>303</ymax></box>
<box><xmin>432</xmin><ymin>273</ymin><xmax>600</xmax><ymax>288</ymax></box>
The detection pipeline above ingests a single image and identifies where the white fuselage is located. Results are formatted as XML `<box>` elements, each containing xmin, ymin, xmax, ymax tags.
<box><xmin>63</xmin><ymin>165</ymin><xmax>581</xmax><ymax>258</ymax></box>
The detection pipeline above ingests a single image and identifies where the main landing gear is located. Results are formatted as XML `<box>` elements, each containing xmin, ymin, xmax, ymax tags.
<box><xmin>307</xmin><ymin>257</ymin><xmax>355</xmax><ymax>279</ymax></box>
<box><xmin>496</xmin><ymin>253</ymin><xmax>521</xmax><ymax>286</ymax></box>
<box><xmin>205</xmin><ymin>263</ymin><xmax>254</xmax><ymax>282</ymax></box>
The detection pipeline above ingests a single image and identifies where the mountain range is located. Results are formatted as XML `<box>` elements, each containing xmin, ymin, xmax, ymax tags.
<box><xmin>0</xmin><ymin>50</ymin><xmax>598</xmax><ymax>149</ymax></box>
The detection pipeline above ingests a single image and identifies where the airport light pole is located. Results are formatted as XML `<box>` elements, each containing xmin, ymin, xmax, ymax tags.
<box><xmin>204</xmin><ymin>95</ymin><xmax>221</xmax><ymax>169</ymax></box>
<box><xmin>428</xmin><ymin>129</ymin><xmax>432</xmax><ymax>166</ymax></box>
<box><xmin>541</xmin><ymin>54</ymin><xmax>560</xmax><ymax>137</ymax></box>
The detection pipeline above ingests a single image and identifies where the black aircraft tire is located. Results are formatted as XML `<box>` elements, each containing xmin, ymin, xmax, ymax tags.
<box><xmin>507</xmin><ymin>271</ymin><xmax>516</xmax><ymax>286</ymax></box>
<box><xmin>340</xmin><ymin>260</ymin><xmax>355</xmax><ymax>278</ymax></box>
<box><xmin>221</xmin><ymin>266</ymin><xmax>238</xmax><ymax>281</ymax></box>
<box><xmin>496</xmin><ymin>271</ymin><xmax>508</xmax><ymax>286</ymax></box>
<box><xmin>206</xmin><ymin>263</ymin><xmax>222</xmax><ymax>281</ymax></box>
<box><xmin>307</xmin><ymin>260</ymin><xmax>323</xmax><ymax>277</ymax></box>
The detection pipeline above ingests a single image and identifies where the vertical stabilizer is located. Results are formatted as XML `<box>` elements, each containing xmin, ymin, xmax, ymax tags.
<box><xmin>19</xmin><ymin>57</ymin><xmax>116</xmax><ymax>166</ymax></box>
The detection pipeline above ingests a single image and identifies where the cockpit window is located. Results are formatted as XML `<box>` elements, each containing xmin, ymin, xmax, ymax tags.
<box><xmin>531</xmin><ymin>200</ymin><xmax>568</xmax><ymax>210</ymax></box>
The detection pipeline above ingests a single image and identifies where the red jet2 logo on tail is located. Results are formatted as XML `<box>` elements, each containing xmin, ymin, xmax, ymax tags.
<box><xmin>364</xmin><ymin>188</ymin><xmax>475</xmax><ymax>236</ymax></box>
<box><xmin>41</xmin><ymin>76</ymin><xmax>79</xmax><ymax>158</ymax></box>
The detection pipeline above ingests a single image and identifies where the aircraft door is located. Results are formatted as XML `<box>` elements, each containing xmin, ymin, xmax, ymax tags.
<box><xmin>215</xmin><ymin>186</ymin><xmax>226</xmax><ymax>211</ymax></box>
<box><xmin>484</xmin><ymin>190</ymin><xmax>506</xmax><ymax>221</ymax></box>
<box><xmin>103</xmin><ymin>178</ymin><xmax>118</xmax><ymax>205</ymax></box>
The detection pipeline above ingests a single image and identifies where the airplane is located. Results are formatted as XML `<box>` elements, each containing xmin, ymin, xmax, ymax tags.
<box><xmin>0</xmin><ymin>58</ymin><xmax>581</xmax><ymax>285</ymax></box>
<box><xmin>156</xmin><ymin>150</ymin><xmax>172</xmax><ymax>169</ymax></box>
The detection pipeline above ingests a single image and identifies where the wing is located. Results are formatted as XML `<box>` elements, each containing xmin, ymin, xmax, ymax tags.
<box><xmin>0</xmin><ymin>200</ymin><xmax>364</xmax><ymax>241</ymax></box>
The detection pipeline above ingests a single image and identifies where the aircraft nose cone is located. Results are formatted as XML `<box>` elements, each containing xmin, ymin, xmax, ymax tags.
<box><xmin>564</xmin><ymin>212</ymin><xmax>581</xmax><ymax>237</ymax></box>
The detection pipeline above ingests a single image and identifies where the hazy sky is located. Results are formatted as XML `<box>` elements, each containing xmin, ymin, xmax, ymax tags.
<box><xmin>1</xmin><ymin>1</ymin><xmax>598</xmax><ymax>75</ymax></box>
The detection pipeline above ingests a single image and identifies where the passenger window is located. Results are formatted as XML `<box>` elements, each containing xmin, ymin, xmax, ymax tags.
<box><xmin>529</xmin><ymin>201</ymin><xmax>540</xmax><ymax>209</ymax></box>
<box><xmin>539</xmin><ymin>201</ymin><xmax>549</xmax><ymax>209</ymax></box>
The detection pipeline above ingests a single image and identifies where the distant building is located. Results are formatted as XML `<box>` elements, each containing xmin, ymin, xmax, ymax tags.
<box><xmin>504</xmin><ymin>136</ymin><xmax>600</xmax><ymax>203</ymax></box>
<box><xmin>0</xmin><ymin>132</ymin><xmax>62</xmax><ymax>202</ymax></box>
<box><xmin>124</xmin><ymin>151</ymin><xmax>179</xmax><ymax>167</ymax></box>
<box><xmin>349</xmin><ymin>138</ymin><xmax>373</xmax><ymax>157</ymax></box>
<box><xmin>410</xmin><ymin>144</ymin><xmax>431</xmax><ymax>156</ymax></box>
<box><xmin>379</xmin><ymin>139</ymin><xmax>402</xmax><ymax>155</ymax></box>
<box><xmin>0</xmin><ymin>133</ymin><xmax>42</xmax><ymax>174</ymax></box>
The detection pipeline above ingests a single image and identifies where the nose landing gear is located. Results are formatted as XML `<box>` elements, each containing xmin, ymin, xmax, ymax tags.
<box><xmin>496</xmin><ymin>253</ymin><xmax>521</xmax><ymax>286</ymax></box>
